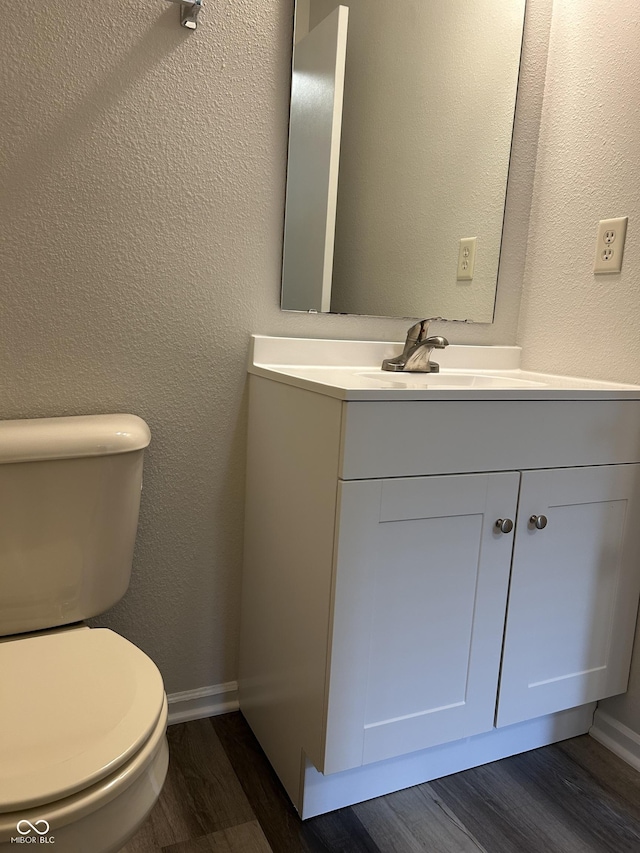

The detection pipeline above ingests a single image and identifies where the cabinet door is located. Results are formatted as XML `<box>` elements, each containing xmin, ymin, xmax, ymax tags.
<box><xmin>497</xmin><ymin>464</ymin><xmax>640</xmax><ymax>728</ymax></box>
<box><xmin>323</xmin><ymin>471</ymin><xmax>520</xmax><ymax>774</ymax></box>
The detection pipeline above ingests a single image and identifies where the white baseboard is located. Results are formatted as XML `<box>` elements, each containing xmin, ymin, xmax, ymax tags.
<box><xmin>590</xmin><ymin>708</ymin><xmax>640</xmax><ymax>772</ymax></box>
<box><xmin>167</xmin><ymin>681</ymin><xmax>239</xmax><ymax>726</ymax></box>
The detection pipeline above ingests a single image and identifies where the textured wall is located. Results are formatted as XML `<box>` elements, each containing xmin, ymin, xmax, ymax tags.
<box><xmin>517</xmin><ymin>0</ymin><xmax>640</xmax><ymax>730</ymax></box>
<box><xmin>0</xmin><ymin>0</ymin><xmax>548</xmax><ymax>694</ymax></box>
<box><xmin>518</xmin><ymin>0</ymin><xmax>640</xmax><ymax>383</ymax></box>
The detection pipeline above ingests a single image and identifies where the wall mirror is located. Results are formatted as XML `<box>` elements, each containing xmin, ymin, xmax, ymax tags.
<box><xmin>281</xmin><ymin>0</ymin><xmax>527</xmax><ymax>322</ymax></box>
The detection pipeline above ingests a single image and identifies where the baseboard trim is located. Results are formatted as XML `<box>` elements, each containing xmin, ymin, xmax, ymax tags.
<box><xmin>590</xmin><ymin>709</ymin><xmax>640</xmax><ymax>772</ymax></box>
<box><xmin>167</xmin><ymin>681</ymin><xmax>239</xmax><ymax>725</ymax></box>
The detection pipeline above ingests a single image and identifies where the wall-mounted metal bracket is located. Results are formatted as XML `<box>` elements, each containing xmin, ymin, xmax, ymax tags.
<box><xmin>165</xmin><ymin>0</ymin><xmax>203</xmax><ymax>29</ymax></box>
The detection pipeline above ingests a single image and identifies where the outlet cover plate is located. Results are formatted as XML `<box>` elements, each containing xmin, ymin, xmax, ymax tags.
<box><xmin>594</xmin><ymin>217</ymin><xmax>628</xmax><ymax>274</ymax></box>
<box><xmin>457</xmin><ymin>237</ymin><xmax>477</xmax><ymax>281</ymax></box>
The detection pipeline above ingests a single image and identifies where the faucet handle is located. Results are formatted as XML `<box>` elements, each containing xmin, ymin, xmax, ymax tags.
<box><xmin>405</xmin><ymin>318</ymin><xmax>443</xmax><ymax>346</ymax></box>
<box><xmin>405</xmin><ymin>320</ymin><xmax>428</xmax><ymax>345</ymax></box>
<box><xmin>404</xmin><ymin>317</ymin><xmax>442</xmax><ymax>353</ymax></box>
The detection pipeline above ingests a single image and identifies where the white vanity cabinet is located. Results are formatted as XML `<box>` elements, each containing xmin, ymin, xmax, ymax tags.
<box><xmin>239</xmin><ymin>363</ymin><xmax>640</xmax><ymax>818</ymax></box>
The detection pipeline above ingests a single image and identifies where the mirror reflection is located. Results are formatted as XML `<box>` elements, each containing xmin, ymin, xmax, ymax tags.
<box><xmin>281</xmin><ymin>0</ymin><xmax>527</xmax><ymax>322</ymax></box>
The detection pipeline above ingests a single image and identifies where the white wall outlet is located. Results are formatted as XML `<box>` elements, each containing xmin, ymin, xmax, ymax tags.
<box><xmin>457</xmin><ymin>237</ymin><xmax>477</xmax><ymax>281</ymax></box>
<box><xmin>594</xmin><ymin>217</ymin><xmax>628</xmax><ymax>274</ymax></box>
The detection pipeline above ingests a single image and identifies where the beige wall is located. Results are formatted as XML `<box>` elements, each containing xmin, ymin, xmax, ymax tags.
<box><xmin>0</xmin><ymin>0</ymin><xmax>545</xmax><ymax>695</ymax></box>
<box><xmin>518</xmin><ymin>0</ymin><xmax>640</xmax><ymax>384</ymax></box>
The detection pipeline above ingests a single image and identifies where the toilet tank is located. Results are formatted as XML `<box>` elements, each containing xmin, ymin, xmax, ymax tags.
<box><xmin>0</xmin><ymin>414</ymin><xmax>151</xmax><ymax>637</ymax></box>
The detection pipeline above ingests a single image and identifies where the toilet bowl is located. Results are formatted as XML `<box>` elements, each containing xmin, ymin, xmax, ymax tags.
<box><xmin>0</xmin><ymin>415</ymin><xmax>167</xmax><ymax>852</ymax></box>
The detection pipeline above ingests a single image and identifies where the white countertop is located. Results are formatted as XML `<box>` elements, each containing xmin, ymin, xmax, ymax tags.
<box><xmin>249</xmin><ymin>335</ymin><xmax>640</xmax><ymax>401</ymax></box>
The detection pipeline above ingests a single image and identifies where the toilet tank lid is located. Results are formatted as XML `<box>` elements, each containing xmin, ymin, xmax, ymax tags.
<box><xmin>0</xmin><ymin>414</ymin><xmax>151</xmax><ymax>464</ymax></box>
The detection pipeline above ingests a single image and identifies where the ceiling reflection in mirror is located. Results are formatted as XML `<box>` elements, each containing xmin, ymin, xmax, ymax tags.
<box><xmin>281</xmin><ymin>0</ymin><xmax>527</xmax><ymax>322</ymax></box>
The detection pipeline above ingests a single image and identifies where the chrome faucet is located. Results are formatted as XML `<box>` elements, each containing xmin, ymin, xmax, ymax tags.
<box><xmin>382</xmin><ymin>319</ymin><xmax>449</xmax><ymax>373</ymax></box>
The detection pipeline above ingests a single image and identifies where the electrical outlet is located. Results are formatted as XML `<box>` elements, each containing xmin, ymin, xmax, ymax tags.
<box><xmin>457</xmin><ymin>237</ymin><xmax>477</xmax><ymax>281</ymax></box>
<box><xmin>594</xmin><ymin>217</ymin><xmax>628</xmax><ymax>274</ymax></box>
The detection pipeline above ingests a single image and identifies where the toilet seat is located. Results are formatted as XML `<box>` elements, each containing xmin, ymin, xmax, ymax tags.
<box><xmin>0</xmin><ymin>626</ymin><xmax>165</xmax><ymax>814</ymax></box>
<box><xmin>0</xmin><ymin>694</ymin><xmax>168</xmax><ymax>851</ymax></box>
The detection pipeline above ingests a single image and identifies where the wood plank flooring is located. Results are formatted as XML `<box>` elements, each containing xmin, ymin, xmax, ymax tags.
<box><xmin>122</xmin><ymin>712</ymin><xmax>640</xmax><ymax>853</ymax></box>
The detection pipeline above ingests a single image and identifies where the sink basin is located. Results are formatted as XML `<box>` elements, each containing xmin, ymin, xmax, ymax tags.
<box><xmin>358</xmin><ymin>371</ymin><xmax>548</xmax><ymax>390</ymax></box>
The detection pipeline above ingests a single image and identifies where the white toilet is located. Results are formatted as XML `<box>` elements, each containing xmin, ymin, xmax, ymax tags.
<box><xmin>0</xmin><ymin>414</ymin><xmax>168</xmax><ymax>853</ymax></box>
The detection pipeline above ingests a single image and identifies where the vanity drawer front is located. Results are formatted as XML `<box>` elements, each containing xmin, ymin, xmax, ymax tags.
<box><xmin>339</xmin><ymin>400</ymin><xmax>640</xmax><ymax>479</ymax></box>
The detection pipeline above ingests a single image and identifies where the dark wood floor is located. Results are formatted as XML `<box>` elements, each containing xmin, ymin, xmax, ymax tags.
<box><xmin>122</xmin><ymin>712</ymin><xmax>640</xmax><ymax>853</ymax></box>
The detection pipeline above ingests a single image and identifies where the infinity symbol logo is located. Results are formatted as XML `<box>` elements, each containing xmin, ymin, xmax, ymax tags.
<box><xmin>16</xmin><ymin>819</ymin><xmax>50</xmax><ymax>835</ymax></box>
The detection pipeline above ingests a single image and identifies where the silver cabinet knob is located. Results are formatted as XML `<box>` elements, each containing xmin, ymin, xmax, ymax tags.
<box><xmin>495</xmin><ymin>518</ymin><xmax>514</xmax><ymax>534</ymax></box>
<box><xmin>530</xmin><ymin>514</ymin><xmax>548</xmax><ymax>529</ymax></box>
